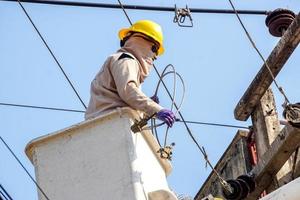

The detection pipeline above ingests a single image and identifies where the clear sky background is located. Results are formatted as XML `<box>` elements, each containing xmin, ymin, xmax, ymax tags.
<box><xmin>1</xmin><ymin>1</ymin><xmax>299</xmax><ymax>199</ymax></box>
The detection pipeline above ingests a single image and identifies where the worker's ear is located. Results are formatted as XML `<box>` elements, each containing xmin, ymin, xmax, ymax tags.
<box><xmin>120</xmin><ymin>40</ymin><xmax>125</xmax><ymax>47</ymax></box>
<box><xmin>120</xmin><ymin>32</ymin><xmax>134</xmax><ymax>47</ymax></box>
<box><xmin>120</xmin><ymin>36</ymin><xmax>130</xmax><ymax>47</ymax></box>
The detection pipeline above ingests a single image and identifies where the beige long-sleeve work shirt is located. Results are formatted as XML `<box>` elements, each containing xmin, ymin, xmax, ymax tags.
<box><xmin>85</xmin><ymin>50</ymin><xmax>162</xmax><ymax>120</ymax></box>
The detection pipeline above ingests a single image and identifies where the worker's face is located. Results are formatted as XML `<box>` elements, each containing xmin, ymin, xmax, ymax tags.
<box><xmin>131</xmin><ymin>33</ymin><xmax>160</xmax><ymax>59</ymax></box>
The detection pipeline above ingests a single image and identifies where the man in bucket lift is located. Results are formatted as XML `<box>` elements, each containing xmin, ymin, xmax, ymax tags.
<box><xmin>85</xmin><ymin>20</ymin><xmax>176</xmax><ymax>128</ymax></box>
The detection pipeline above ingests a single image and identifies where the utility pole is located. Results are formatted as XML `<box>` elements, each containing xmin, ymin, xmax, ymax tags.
<box><xmin>194</xmin><ymin>9</ymin><xmax>300</xmax><ymax>200</ymax></box>
<box><xmin>234</xmin><ymin>11</ymin><xmax>300</xmax><ymax>200</ymax></box>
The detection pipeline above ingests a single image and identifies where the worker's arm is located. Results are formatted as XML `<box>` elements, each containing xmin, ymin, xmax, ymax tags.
<box><xmin>110</xmin><ymin>56</ymin><xmax>163</xmax><ymax>116</ymax></box>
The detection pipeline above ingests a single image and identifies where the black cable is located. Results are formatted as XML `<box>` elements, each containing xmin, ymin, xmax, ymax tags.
<box><xmin>0</xmin><ymin>136</ymin><xmax>50</xmax><ymax>200</ymax></box>
<box><xmin>0</xmin><ymin>0</ymin><xmax>269</xmax><ymax>15</ymax></box>
<box><xmin>117</xmin><ymin>0</ymin><xmax>132</xmax><ymax>25</ymax></box>
<box><xmin>151</xmin><ymin>118</ymin><xmax>162</xmax><ymax>147</ymax></box>
<box><xmin>176</xmin><ymin>119</ymin><xmax>249</xmax><ymax>129</ymax></box>
<box><xmin>0</xmin><ymin>102</ymin><xmax>85</xmax><ymax>113</ymax></box>
<box><xmin>0</xmin><ymin>102</ymin><xmax>248</xmax><ymax>131</ymax></box>
<box><xmin>16</xmin><ymin>0</ymin><xmax>87</xmax><ymax>109</ymax></box>
<box><xmin>116</xmin><ymin>0</ymin><xmax>231</xmax><ymax>190</ymax></box>
<box><xmin>0</xmin><ymin>191</ymin><xmax>9</xmax><ymax>200</ymax></box>
<box><xmin>0</xmin><ymin>185</ymin><xmax>13</xmax><ymax>200</ymax></box>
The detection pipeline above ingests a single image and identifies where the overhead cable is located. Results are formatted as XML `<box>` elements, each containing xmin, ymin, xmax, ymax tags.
<box><xmin>0</xmin><ymin>102</ymin><xmax>85</xmax><ymax>113</ymax></box>
<box><xmin>16</xmin><ymin>0</ymin><xmax>87</xmax><ymax>109</ymax></box>
<box><xmin>0</xmin><ymin>136</ymin><xmax>50</xmax><ymax>200</ymax></box>
<box><xmin>1</xmin><ymin>0</ymin><xmax>269</xmax><ymax>15</ymax></box>
<box><xmin>117</xmin><ymin>0</ymin><xmax>233</xmax><ymax>193</ymax></box>
<box><xmin>228</xmin><ymin>0</ymin><xmax>290</xmax><ymax>104</ymax></box>
<box><xmin>175</xmin><ymin>119</ymin><xmax>249</xmax><ymax>129</ymax></box>
<box><xmin>0</xmin><ymin>185</ymin><xmax>13</xmax><ymax>200</ymax></box>
<box><xmin>0</xmin><ymin>102</ymin><xmax>249</xmax><ymax>130</ymax></box>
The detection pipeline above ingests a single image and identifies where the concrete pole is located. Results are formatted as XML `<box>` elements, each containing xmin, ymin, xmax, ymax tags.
<box><xmin>251</xmin><ymin>89</ymin><xmax>291</xmax><ymax>192</ymax></box>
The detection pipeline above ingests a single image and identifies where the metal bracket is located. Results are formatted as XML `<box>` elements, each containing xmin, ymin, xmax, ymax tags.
<box><xmin>173</xmin><ymin>5</ymin><xmax>193</xmax><ymax>27</ymax></box>
<box><xmin>283</xmin><ymin>103</ymin><xmax>300</xmax><ymax>127</ymax></box>
<box><xmin>131</xmin><ymin>113</ymin><xmax>156</xmax><ymax>133</ymax></box>
<box><xmin>157</xmin><ymin>143</ymin><xmax>175</xmax><ymax>160</ymax></box>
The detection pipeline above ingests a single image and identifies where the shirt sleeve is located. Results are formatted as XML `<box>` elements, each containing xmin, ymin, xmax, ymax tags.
<box><xmin>110</xmin><ymin>57</ymin><xmax>163</xmax><ymax>116</ymax></box>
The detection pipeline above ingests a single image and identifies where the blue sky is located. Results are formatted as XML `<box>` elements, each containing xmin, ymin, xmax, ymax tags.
<box><xmin>1</xmin><ymin>1</ymin><xmax>299</xmax><ymax>199</ymax></box>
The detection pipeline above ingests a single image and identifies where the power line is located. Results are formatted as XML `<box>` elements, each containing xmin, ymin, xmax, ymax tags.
<box><xmin>176</xmin><ymin>119</ymin><xmax>249</xmax><ymax>129</ymax></box>
<box><xmin>16</xmin><ymin>0</ymin><xmax>87</xmax><ymax>109</ymax></box>
<box><xmin>0</xmin><ymin>185</ymin><xmax>13</xmax><ymax>200</ymax></box>
<box><xmin>0</xmin><ymin>102</ymin><xmax>249</xmax><ymax>131</ymax></box>
<box><xmin>117</xmin><ymin>0</ymin><xmax>233</xmax><ymax>193</ymax></box>
<box><xmin>0</xmin><ymin>102</ymin><xmax>85</xmax><ymax>113</ymax></box>
<box><xmin>228</xmin><ymin>0</ymin><xmax>290</xmax><ymax>104</ymax></box>
<box><xmin>1</xmin><ymin>0</ymin><xmax>269</xmax><ymax>15</ymax></box>
<box><xmin>0</xmin><ymin>136</ymin><xmax>50</xmax><ymax>200</ymax></box>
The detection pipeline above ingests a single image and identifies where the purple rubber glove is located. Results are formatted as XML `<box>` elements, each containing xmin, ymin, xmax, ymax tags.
<box><xmin>150</xmin><ymin>95</ymin><xmax>159</xmax><ymax>104</ymax></box>
<box><xmin>156</xmin><ymin>109</ymin><xmax>176</xmax><ymax>127</ymax></box>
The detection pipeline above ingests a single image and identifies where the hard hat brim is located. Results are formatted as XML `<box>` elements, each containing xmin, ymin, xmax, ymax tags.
<box><xmin>118</xmin><ymin>28</ymin><xmax>164</xmax><ymax>56</ymax></box>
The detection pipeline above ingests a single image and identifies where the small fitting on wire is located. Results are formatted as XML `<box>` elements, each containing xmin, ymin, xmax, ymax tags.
<box><xmin>283</xmin><ymin>103</ymin><xmax>300</xmax><ymax>128</ymax></box>
<box><xmin>157</xmin><ymin>143</ymin><xmax>175</xmax><ymax>160</ymax></box>
<box><xmin>173</xmin><ymin>5</ymin><xmax>193</xmax><ymax>27</ymax></box>
<box><xmin>220</xmin><ymin>178</ymin><xmax>233</xmax><ymax>194</ymax></box>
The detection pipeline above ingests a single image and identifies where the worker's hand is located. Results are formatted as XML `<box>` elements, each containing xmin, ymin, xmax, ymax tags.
<box><xmin>156</xmin><ymin>109</ymin><xmax>176</xmax><ymax>127</ymax></box>
<box><xmin>150</xmin><ymin>94</ymin><xmax>159</xmax><ymax>104</ymax></box>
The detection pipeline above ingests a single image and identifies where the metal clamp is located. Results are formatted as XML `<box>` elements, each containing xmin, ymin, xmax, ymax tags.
<box><xmin>173</xmin><ymin>5</ymin><xmax>193</xmax><ymax>27</ymax></box>
<box><xmin>157</xmin><ymin>143</ymin><xmax>175</xmax><ymax>160</ymax></box>
<box><xmin>131</xmin><ymin>113</ymin><xmax>156</xmax><ymax>133</ymax></box>
<box><xmin>283</xmin><ymin>103</ymin><xmax>300</xmax><ymax>128</ymax></box>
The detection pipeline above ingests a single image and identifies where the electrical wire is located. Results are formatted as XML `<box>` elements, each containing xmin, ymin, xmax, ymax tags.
<box><xmin>154</xmin><ymin>64</ymin><xmax>186</xmax><ymax>115</ymax></box>
<box><xmin>0</xmin><ymin>185</ymin><xmax>13</xmax><ymax>200</ymax></box>
<box><xmin>145</xmin><ymin>119</ymin><xmax>249</xmax><ymax>130</ymax></box>
<box><xmin>117</xmin><ymin>0</ymin><xmax>132</xmax><ymax>25</ymax></box>
<box><xmin>228</xmin><ymin>0</ymin><xmax>290</xmax><ymax>105</ymax></box>
<box><xmin>0</xmin><ymin>136</ymin><xmax>50</xmax><ymax>200</ymax></box>
<box><xmin>150</xmin><ymin>64</ymin><xmax>185</xmax><ymax>147</ymax></box>
<box><xmin>0</xmin><ymin>0</ymin><xmax>270</xmax><ymax>15</ymax></box>
<box><xmin>0</xmin><ymin>191</ymin><xmax>10</xmax><ymax>200</ymax></box>
<box><xmin>155</xmin><ymin>64</ymin><xmax>177</xmax><ymax>113</ymax></box>
<box><xmin>0</xmin><ymin>102</ymin><xmax>249</xmax><ymax>130</ymax></box>
<box><xmin>152</xmin><ymin>65</ymin><xmax>177</xmax><ymax>147</ymax></box>
<box><xmin>16</xmin><ymin>0</ymin><xmax>87</xmax><ymax>109</ymax></box>
<box><xmin>176</xmin><ymin>119</ymin><xmax>249</xmax><ymax>129</ymax></box>
<box><xmin>0</xmin><ymin>102</ymin><xmax>85</xmax><ymax>113</ymax></box>
<box><xmin>117</xmin><ymin>0</ymin><xmax>232</xmax><ymax>192</ymax></box>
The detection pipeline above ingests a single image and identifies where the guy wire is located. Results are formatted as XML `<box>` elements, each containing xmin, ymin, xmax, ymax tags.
<box><xmin>116</xmin><ymin>0</ymin><xmax>228</xmax><ymax>188</ymax></box>
<box><xmin>0</xmin><ymin>136</ymin><xmax>50</xmax><ymax>200</ymax></box>
<box><xmin>228</xmin><ymin>0</ymin><xmax>290</xmax><ymax>104</ymax></box>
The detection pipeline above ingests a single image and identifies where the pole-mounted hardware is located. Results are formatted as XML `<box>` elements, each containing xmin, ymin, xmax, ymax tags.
<box><xmin>265</xmin><ymin>8</ymin><xmax>296</xmax><ymax>37</ymax></box>
<box><xmin>222</xmin><ymin>174</ymin><xmax>256</xmax><ymax>200</ymax></box>
<box><xmin>157</xmin><ymin>142</ymin><xmax>175</xmax><ymax>160</ymax></box>
<box><xmin>173</xmin><ymin>5</ymin><xmax>193</xmax><ymax>27</ymax></box>
<box><xmin>131</xmin><ymin>113</ymin><xmax>157</xmax><ymax>133</ymax></box>
<box><xmin>283</xmin><ymin>103</ymin><xmax>300</xmax><ymax>128</ymax></box>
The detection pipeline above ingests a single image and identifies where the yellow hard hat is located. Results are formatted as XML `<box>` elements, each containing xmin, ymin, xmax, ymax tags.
<box><xmin>118</xmin><ymin>20</ymin><xmax>164</xmax><ymax>55</ymax></box>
